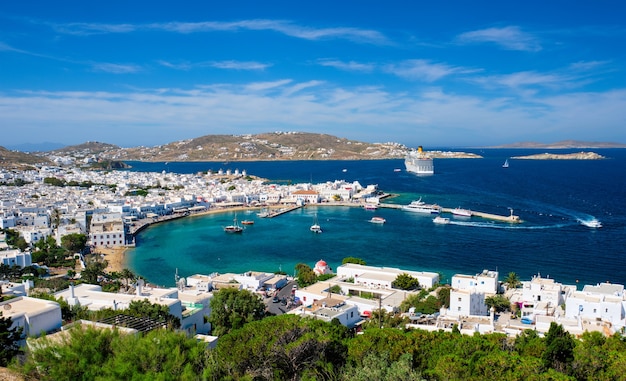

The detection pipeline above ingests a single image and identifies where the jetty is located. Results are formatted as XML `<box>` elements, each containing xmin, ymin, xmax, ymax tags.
<box><xmin>262</xmin><ymin>205</ymin><xmax>303</xmax><ymax>218</ymax></box>
<box><xmin>380</xmin><ymin>204</ymin><xmax>522</xmax><ymax>223</ymax></box>
<box><xmin>440</xmin><ymin>207</ymin><xmax>521</xmax><ymax>223</ymax></box>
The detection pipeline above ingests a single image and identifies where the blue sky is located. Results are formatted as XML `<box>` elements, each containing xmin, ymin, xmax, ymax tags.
<box><xmin>1</xmin><ymin>1</ymin><xmax>625</xmax><ymax>148</ymax></box>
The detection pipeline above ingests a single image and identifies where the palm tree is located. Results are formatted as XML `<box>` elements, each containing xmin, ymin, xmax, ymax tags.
<box><xmin>504</xmin><ymin>272</ymin><xmax>521</xmax><ymax>289</ymax></box>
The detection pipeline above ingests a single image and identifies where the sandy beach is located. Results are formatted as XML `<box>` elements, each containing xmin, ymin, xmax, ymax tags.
<box><xmin>94</xmin><ymin>246</ymin><xmax>129</xmax><ymax>273</ymax></box>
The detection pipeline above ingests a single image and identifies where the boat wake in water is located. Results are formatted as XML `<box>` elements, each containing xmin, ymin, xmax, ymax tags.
<box><xmin>448</xmin><ymin>220</ymin><xmax>574</xmax><ymax>230</ymax></box>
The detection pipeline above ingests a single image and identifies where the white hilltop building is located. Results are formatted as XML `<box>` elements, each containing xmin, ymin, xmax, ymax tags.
<box><xmin>0</xmin><ymin>296</ymin><xmax>62</xmax><ymax>343</ymax></box>
<box><xmin>288</xmin><ymin>296</ymin><xmax>361</xmax><ymax>328</ymax></box>
<box><xmin>336</xmin><ymin>263</ymin><xmax>439</xmax><ymax>289</ymax></box>
<box><xmin>564</xmin><ymin>282</ymin><xmax>626</xmax><ymax>334</ymax></box>
<box><xmin>54</xmin><ymin>281</ymin><xmax>213</xmax><ymax>335</ymax></box>
<box><xmin>295</xmin><ymin>263</ymin><xmax>440</xmax><ymax>325</ymax></box>
<box><xmin>447</xmin><ymin>270</ymin><xmax>499</xmax><ymax>318</ymax></box>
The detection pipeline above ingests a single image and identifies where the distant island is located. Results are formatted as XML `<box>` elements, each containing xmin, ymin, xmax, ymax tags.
<box><xmin>511</xmin><ymin>151</ymin><xmax>606</xmax><ymax>160</ymax></box>
<box><xmin>490</xmin><ymin>140</ymin><xmax>626</xmax><ymax>149</ymax></box>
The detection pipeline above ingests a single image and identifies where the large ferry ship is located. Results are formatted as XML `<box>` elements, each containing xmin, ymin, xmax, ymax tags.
<box><xmin>405</xmin><ymin>146</ymin><xmax>434</xmax><ymax>175</ymax></box>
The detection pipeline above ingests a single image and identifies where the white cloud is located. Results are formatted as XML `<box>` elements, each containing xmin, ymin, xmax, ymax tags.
<box><xmin>317</xmin><ymin>59</ymin><xmax>375</xmax><ymax>72</ymax></box>
<box><xmin>456</xmin><ymin>26</ymin><xmax>541</xmax><ymax>52</ymax></box>
<box><xmin>384</xmin><ymin>59</ymin><xmax>474</xmax><ymax>82</ymax></box>
<box><xmin>51</xmin><ymin>19</ymin><xmax>390</xmax><ymax>45</ymax></box>
<box><xmin>158</xmin><ymin>60</ymin><xmax>272</xmax><ymax>71</ymax></box>
<box><xmin>2</xmin><ymin>82</ymin><xmax>625</xmax><ymax>147</ymax></box>
<box><xmin>91</xmin><ymin>62</ymin><xmax>142</xmax><ymax>74</ymax></box>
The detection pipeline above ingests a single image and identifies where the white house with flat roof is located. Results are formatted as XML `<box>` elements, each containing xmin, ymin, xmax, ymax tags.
<box><xmin>0</xmin><ymin>296</ymin><xmax>62</xmax><ymax>341</ymax></box>
<box><xmin>289</xmin><ymin>296</ymin><xmax>362</xmax><ymax>328</ymax></box>
<box><xmin>0</xmin><ymin>249</ymin><xmax>31</xmax><ymax>268</ymax></box>
<box><xmin>336</xmin><ymin>263</ymin><xmax>439</xmax><ymax>289</ymax></box>
<box><xmin>565</xmin><ymin>283</ymin><xmax>626</xmax><ymax>332</ymax></box>
<box><xmin>447</xmin><ymin>270</ymin><xmax>499</xmax><ymax>318</ymax></box>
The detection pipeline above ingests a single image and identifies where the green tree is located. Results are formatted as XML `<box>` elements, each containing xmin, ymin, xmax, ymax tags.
<box><xmin>212</xmin><ymin>314</ymin><xmax>349</xmax><ymax>380</ymax></box>
<box><xmin>342</xmin><ymin>256</ymin><xmax>367</xmax><ymax>265</ymax></box>
<box><xmin>207</xmin><ymin>288</ymin><xmax>266</xmax><ymax>336</ymax></box>
<box><xmin>341</xmin><ymin>352</ymin><xmax>424</xmax><ymax>381</ymax></box>
<box><xmin>505</xmin><ymin>272</ymin><xmax>522</xmax><ymax>289</ymax></box>
<box><xmin>485</xmin><ymin>294</ymin><xmax>512</xmax><ymax>313</ymax></box>
<box><xmin>127</xmin><ymin>299</ymin><xmax>180</xmax><ymax>329</ymax></box>
<box><xmin>60</xmin><ymin>233</ymin><xmax>88</xmax><ymax>253</ymax></box>
<box><xmin>295</xmin><ymin>263</ymin><xmax>317</xmax><ymax>287</ymax></box>
<box><xmin>543</xmin><ymin>322</ymin><xmax>575</xmax><ymax>374</ymax></box>
<box><xmin>0</xmin><ymin>315</ymin><xmax>23</xmax><ymax>366</ymax></box>
<box><xmin>392</xmin><ymin>273</ymin><xmax>420</xmax><ymax>290</ymax></box>
<box><xmin>80</xmin><ymin>259</ymin><xmax>108</xmax><ymax>284</ymax></box>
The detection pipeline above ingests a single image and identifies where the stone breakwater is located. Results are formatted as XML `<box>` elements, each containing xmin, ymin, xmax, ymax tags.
<box><xmin>511</xmin><ymin>151</ymin><xmax>606</xmax><ymax>160</ymax></box>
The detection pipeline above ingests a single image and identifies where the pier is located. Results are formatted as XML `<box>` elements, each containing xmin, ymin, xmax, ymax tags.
<box><xmin>380</xmin><ymin>203</ymin><xmax>522</xmax><ymax>223</ymax></box>
<box><xmin>262</xmin><ymin>205</ymin><xmax>303</xmax><ymax>218</ymax></box>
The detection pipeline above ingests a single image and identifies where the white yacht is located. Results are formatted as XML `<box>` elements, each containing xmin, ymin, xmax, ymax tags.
<box><xmin>402</xmin><ymin>198</ymin><xmax>441</xmax><ymax>214</ymax></box>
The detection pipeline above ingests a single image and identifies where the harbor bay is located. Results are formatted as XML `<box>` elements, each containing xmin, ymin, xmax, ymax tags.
<box><xmin>127</xmin><ymin>148</ymin><xmax>626</xmax><ymax>288</ymax></box>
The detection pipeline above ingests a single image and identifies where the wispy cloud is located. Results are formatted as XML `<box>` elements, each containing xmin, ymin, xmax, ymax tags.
<box><xmin>158</xmin><ymin>60</ymin><xmax>272</xmax><ymax>71</ymax></box>
<box><xmin>317</xmin><ymin>59</ymin><xmax>375</xmax><ymax>72</ymax></box>
<box><xmin>471</xmin><ymin>61</ymin><xmax>610</xmax><ymax>92</ymax></box>
<box><xmin>91</xmin><ymin>62</ymin><xmax>141</xmax><ymax>74</ymax></box>
<box><xmin>51</xmin><ymin>19</ymin><xmax>390</xmax><ymax>45</ymax></box>
<box><xmin>456</xmin><ymin>26</ymin><xmax>541</xmax><ymax>52</ymax></box>
<box><xmin>384</xmin><ymin>59</ymin><xmax>477</xmax><ymax>82</ymax></box>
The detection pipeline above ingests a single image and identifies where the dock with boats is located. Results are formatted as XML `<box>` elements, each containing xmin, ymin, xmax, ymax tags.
<box><xmin>379</xmin><ymin>203</ymin><xmax>522</xmax><ymax>223</ymax></box>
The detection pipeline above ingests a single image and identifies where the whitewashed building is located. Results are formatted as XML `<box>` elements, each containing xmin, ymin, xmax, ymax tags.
<box><xmin>0</xmin><ymin>249</ymin><xmax>32</xmax><ymax>268</ymax></box>
<box><xmin>0</xmin><ymin>296</ymin><xmax>62</xmax><ymax>341</ymax></box>
<box><xmin>337</xmin><ymin>263</ymin><xmax>439</xmax><ymax>289</ymax></box>
<box><xmin>89</xmin><ymin>212</ymin><xmax>126</xmax><ymax>247</ymax></box>
<box><xmin>565</xmin><ymin>283</ymin><xmax>626</xmax><ymax>331</ymax></box>
<box><xmin>447</xmin><ymin>270</ymin><xmax>499</xmax><ymax>317</ymax></box>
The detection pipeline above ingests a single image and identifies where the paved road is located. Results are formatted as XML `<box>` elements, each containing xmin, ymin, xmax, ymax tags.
<box><xmin>264</xmin><ymin>280</ymin><xmax>299</xmax><ymax>315</ymax></box>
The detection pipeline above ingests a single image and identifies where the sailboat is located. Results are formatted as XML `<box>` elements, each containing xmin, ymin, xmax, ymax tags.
<box><xmin>310</xmin><ymin>214</ymin><xmax>322</xmax><ymax>233</ymax></box>
<box><xmin>502</xmin><ymin>159</ymin><xmax>509</xmax><ymax>168</ymax></box>
<box><xmin>224</xmin><ymin>214</ymin><xmax>243</xmax><ymax>233</ymax></box>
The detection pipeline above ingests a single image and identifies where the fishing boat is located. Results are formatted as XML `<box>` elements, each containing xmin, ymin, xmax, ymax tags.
<box><xmin>578</xmin><ymin>218</ymin><xmax>602</xmax><ymax>228</ymax></box>
<box><xmin>433</xmin><ymin>216</ymin><xmax>450</xmax><ymax>224</ymax></box>
<box><xmin>402</xmin><ymin>198</ymin><xmax>441</xmax><ymax>214</ymax></box>
<box><xmin>224</xmin><ymin>215</ymin><xmax>243</xmax><ymax>233</ymax></box>
<box><xmin>369</xmin><ymin>216</ymin><xmax>386</xmax><ymax>224</ymax></box>
<box><xmin>310</xmin><ymin>214</ymin><xmax>322</xmax><ymax>233</ymax></box>
<box><xmin>452</xmin><ymin>207</ymin><xmax>472</xmax><ymax>217</ymax></box>
<box><xmin>502</xmin><ymin>159</ymin><xmax>509</xmax><ymax>168</ymax></box>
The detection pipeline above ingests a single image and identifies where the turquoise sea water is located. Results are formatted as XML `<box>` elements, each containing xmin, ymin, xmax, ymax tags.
<box><xmin>126</xmin><ymin>149</ymin><xmax>626</xmax><ymax>288</ymax></box>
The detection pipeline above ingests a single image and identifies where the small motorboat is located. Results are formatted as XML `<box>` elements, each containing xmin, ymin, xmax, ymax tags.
<box><xmin>578</xmin><ymin>218</ymin><xmax>602</xmax><ymax>228</ymax></box>
<box><xmin>433</xmin><ymin>216</ymin><xmax>450</xmax><ymax>224</ymax></box>
<box><xmin>369</xmin><ymin>217</ymin><xmax>386</xmax><ymax>224</ymax></box>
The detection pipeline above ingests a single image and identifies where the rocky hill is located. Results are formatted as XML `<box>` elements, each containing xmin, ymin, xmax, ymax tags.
<box><xmin>41</xmin><ymin>132</ymin><xmax>408</xmax><ymax>162</ymax></box>
<box><xmin>0</xmin><ymin>146</ymin><xmax>51</xmax><ymax>169</ymax></box>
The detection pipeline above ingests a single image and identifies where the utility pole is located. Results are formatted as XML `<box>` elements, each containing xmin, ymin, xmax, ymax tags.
<box><xmin>378</xmin><ymin>294</ymin><xmax>383</xmax><ymax>329</ymax></box>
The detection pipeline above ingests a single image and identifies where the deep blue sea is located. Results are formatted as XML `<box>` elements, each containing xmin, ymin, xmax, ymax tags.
<box><xmin>124</xmin><ymin>149</ymin><xmax>626</xmax><ymax>288</ymax></box>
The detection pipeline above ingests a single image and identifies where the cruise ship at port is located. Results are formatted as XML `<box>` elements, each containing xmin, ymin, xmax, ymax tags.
<box><xmin>405</xmin><ymin>146</ymin><xmax>434</xmax><ymax>175</ymax></box>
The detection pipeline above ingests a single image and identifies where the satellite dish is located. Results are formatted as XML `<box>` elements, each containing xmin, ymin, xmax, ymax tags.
<box><xmin>4</xmin><ymin>304</ymin><xmax>12</xmax><ymax>310</ymax></box>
